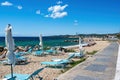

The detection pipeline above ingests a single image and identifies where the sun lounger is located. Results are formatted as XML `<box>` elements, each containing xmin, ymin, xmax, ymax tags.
<box><xmin>51</xmin><ymin>54</ymin><xmax>75</xmax><ymax>62</ymax></box>
<box><xmin>82</xmin><ymin>43</ymin><xmax>89</xmax><ymax>47</ymax></box>
<box><xmin>69</xmin><ymin>50</ymin><xmax>85</xmax><ymax>58</ymax></box>
<box><xmin>41</xmin><ymin>61</ymin><xmax>68</xmax><ymax>68</ymax></box>
<box><xmin>41</xmin><ymin>54</ymin><xmax>75</xmax><ymax>68</ymax></box>
<box><xmin>0</xmin><ymin>50</ymin><xmax>7</xmax><ymax>59</ymax></box>
<box><xmin>4</xmin><ymin>67</ymin><xmax>44</xmax><ymax>80</ymax></box>
<box><xmin>45</xmin><ymin>49</ymin><xmax>57</xmax><ymax>55</ymax></box>
<box><xmin>45</xmin><ymin>47</ymin><xmax>62</xmax><ymax>55</ymax></box>
<box><xmin>15</xmin><ymin>48</ymin><xmax>32</xmax><ymax>56</ymax></box>
<box><xmin>32</xmin><ymin>50</ymin><xmax>44</xmax><ymax>56</ymax></box>
<box><xmin>16</xmin><ymin>56</ymin><xmax>27</xmax><ymax>64</ymax></box>
<box><xmin>0</xmin><ymin>54</ymin><xmax>27</xmax><ymax>65</ymax></box>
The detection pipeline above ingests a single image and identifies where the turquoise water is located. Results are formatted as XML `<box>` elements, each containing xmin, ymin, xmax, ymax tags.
<box><xmin>0</xmin><ymin>36</ymin><xmax>78</xmax><ymax>47</ymax></box>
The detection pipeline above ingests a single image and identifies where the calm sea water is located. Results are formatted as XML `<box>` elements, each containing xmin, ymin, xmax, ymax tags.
<box><xmin>0</xmin><ymin>36</ymin><xmax>78</xmax><ymax>47</ymax></box>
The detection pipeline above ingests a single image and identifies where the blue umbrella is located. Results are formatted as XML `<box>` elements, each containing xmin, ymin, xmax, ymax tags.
<box><xmin>5</xmin><ymin>24</ymin><xmax>16</xmax><ymax>78</ymax></box>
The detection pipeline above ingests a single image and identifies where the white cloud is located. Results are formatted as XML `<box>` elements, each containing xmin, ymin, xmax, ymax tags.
<box><xmin>46</xmin><ymin>4</ymin><xmax>68</xmax><ymax>19</ymax></box>
<box><xmin>57</xmin><ymin>1</ymin><xmax>63</xmax><ymax>4</ymax></box>
<box><xmin>48</xmin><ymin>4</ymin><xmax>68</xmax><ymax>13</ymax></box>
<box><xmin>1</xmin><ymin>1</ymin><xmax>13</xmax><ymax>6</ymax></box>
<box><xmin>17</xmin><ymin>5</ymin><xmax>22</xmax><ymax>10</ymax></box>
<box><xmin>50</xmin><ymin>12</ymin><xmax>67</xmax><ymax>19</ymax></box>
<box><xmin>36</xmin><ymin>10</ymin><xmax>41</xmax><ymax>14</ymax></box>
<box><xmin>1</xmin><ymin>1</ymin><xmax>23</xmax><ymax>10</ymax></box>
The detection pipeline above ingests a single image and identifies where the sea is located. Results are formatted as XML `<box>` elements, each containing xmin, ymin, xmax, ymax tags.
<box><xmin>0</xmin><ymin>36</ymin><xmax>78</xmax><ymax>48</ymax></box>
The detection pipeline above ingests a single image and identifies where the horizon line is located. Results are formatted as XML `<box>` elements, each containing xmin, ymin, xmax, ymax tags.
<box><xmin>0</xmin><ymin>32</ymin><xmax>119</xmax><ymax>37</ymax></box>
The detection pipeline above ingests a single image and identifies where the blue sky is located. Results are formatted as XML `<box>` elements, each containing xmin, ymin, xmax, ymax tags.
<box><xmin>0</xmin><ymin>0</ymin><xmax>120</xmax><ymax>36</ymax></box>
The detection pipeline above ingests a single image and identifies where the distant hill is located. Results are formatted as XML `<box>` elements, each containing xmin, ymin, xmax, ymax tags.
<box><xmin>55</xmin><ymin>33</ymin><xmax>120</xmax><ymax>39</ymax></box>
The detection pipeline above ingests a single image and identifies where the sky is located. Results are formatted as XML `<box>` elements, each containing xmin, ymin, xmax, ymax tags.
<box><xmin>0</xmin><ymin>0</ymin><xmax>120</xmax><ymax>36</ymax></box>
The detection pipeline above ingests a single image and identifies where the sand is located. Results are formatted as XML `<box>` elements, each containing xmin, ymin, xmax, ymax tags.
<box><xmin>0</xmin><ymin>41</ymin><xmax>110</xmax><ymax>80</ymax></box>
<box><xmin>84</xmin><ymin>41</ymin><xmax>110</xmax><ymax>52</ymax></box>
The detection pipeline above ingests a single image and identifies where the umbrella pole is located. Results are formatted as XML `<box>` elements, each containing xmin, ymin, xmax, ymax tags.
<box><xmin>11</xmin><ymin>64</ymin><xmax>13</xmax><ymax>78</ymax></box>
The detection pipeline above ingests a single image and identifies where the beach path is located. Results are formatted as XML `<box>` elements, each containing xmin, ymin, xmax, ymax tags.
<box><xmin>57</xmin><ymin>42</ymin><xmax>119</xmax><ymax>80</ymax></box>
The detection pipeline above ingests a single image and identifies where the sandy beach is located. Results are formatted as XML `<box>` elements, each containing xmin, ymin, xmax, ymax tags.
<box><xmin>0</xmin><ymin>41</ymin><xmax>110</xmax><ymax>80</ymax></box>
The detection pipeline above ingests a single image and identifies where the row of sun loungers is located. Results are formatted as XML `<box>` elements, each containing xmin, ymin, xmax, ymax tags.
<box><xmin>1</xmin><ymin>48</ymin><xmax>85</xmax><ymax>65</ymax></box>
<box><xmin>32</xmin><ymin>49</ymin><xmax>62</xmax><ymax>56</ymax></box>
<box><xmin>41</xmin><ymin>50</ymin><xmax>85</xmax><ymax>68</ymax></box>
<box><xmin>16</xmin><ymin>48</ymin><xmax>62</xmax><ymax>56</ymax></box>
<box><xmin>0</xmin><ymin>48</ymin><xmax>63</xmax><ymax>65</ymax></box>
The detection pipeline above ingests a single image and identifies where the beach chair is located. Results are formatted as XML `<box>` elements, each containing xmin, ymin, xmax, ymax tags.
<box><xmin>41</xmin><ymin>54</ymin><xmax>75</xmax><ymax>68</ymax></box>
<box><xmin>32</xmin><ymin>50</ymin><xmax>44</xmax><ymax>56</ymax></box>
<box><xmin>45</xmin><ymin>47</ymin><xmax>62</xmax><ymax>55</ymax></box>
<box><xmin>0</xmin><ymin>55</ymin><xmax>27</xmax><ymax>65</ymax></box>
<box><xmin>0</xmin><ymin>50</ymin><xmax>7</xmax><ymax>59</ymax></box>
<box><xmin>45</xmin><ymin>49</ymin><xmax>57</xmax><ymax>55</ymax></box>
<box><xmin>51</xmin><ymin>53</ymin><xmax>75</xmax><ymax>62</ymax></box>
<box><xmin>69</xmin><ymin>49</ymin><xmax>85</xmax><ymax>58</ymax></box>
<box><xmin>23</xmin><ymin>48</ymin><xmax>32</xmax><ymax>55</ymax></box>
<box><xmin>41</xmin><ymin>61</ymin><xmax>68</xmax><ymax>68</ymax></box>
<box><xmin>15</xmin><ymin>48</ymin><xmax>32</xmax><ymax>56</ymax></box>
<box><xmin>82</xmin><ymin>42</ymin><xmax>89</xmax><ymax>47</ymax></box>
<box><xmin>26</xmin><ymin>48</ymin><xmax>32</xmax><ymax>53</ymax></box>
<box><xmin>46</xmin><ymin>49</ymin><xmax>62</xmax><ymax>55</ymax></box>
<box><xmin>16</xmin><ymin>56</ymin><xmax>28</xmax><ymax>64</ymax></box>
<box><xmin>4</xmin><ymin>67</ymin><xmax>44</xmax><ymax>80</ymax></box>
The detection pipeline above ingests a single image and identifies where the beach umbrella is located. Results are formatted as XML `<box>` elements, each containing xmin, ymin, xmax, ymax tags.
<box><xmin>5</xmin><ymin>24</ymin><xmax>16</xmax><ymax>78</ymax></box>
<box><xmin>39</xmin><ymin>34</ymin><xmax>43</xmax><ymax>50</ymax></box>
<box><xmin>79</xmin><ymin>37</ymin><xmax>82</xmax><ymax>50</ymax></box>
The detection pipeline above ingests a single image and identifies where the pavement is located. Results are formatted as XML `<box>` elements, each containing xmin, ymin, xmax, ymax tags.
<box><xmin>57</xmin><ymin>42</ymin><xmax>119</xmax><ymax>80</ymax></box>
<box><xmin>114</xmin><ymin>42</ymin><xmax>120</xmax><ymax>80</ymax></box>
